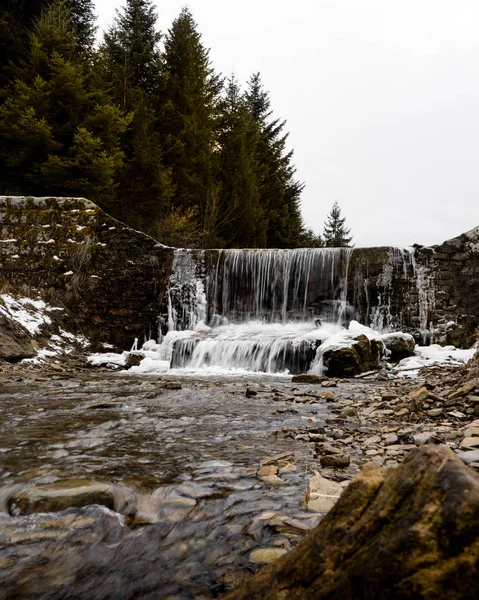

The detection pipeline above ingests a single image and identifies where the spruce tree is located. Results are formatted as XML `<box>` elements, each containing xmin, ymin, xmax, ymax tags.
<box><xmin>244</xmin><ymin>73</ymin><xmax>304</xmax><ymax>248</ymax></box>
<box><xmin>322</xmin><ymin>202</ymin><xmax>353</xmax><ymax>247</ymax></box>
<box><xmin>0</xmin><ymin>0</ymin><xmax>129</xmax><ymax>202</ymax></box>
<box><xmin>102</xmin><ymin>0</ymin><xmax>161</xmax><ymax>106</ymax></box>
<box><xmin>298</xmin><ymin>228</ymin><xmax>323</xmax><ymax>248</ymax></box>
<box><xmin>216</xmin><ymin>76</ymin><xmax>266</xmax><ymax>247</ymax></box>
<box><xmin>100</xmin><ymin>0</ymin><xmax>173</xmax><ymax>229</ymax></box>
<box><xmin>66</xmin><ymin>0</ymin><xmax>97</xmax><ymax>54</ymax></box>
<box><xmin>160</xmin><ymin>7</ymin><xmax>222</xmax><ymax>234</ymax></box>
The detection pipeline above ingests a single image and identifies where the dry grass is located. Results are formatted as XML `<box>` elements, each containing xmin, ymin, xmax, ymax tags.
<box><xmin>66</xmin><ymin>236</ymin><xmax>97</xmax><ymax>299</ymax></box>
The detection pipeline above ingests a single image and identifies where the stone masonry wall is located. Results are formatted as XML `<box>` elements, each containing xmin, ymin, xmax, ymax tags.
<box><xmin>0</xmin><ymin>196</ymin><xmax>173</xmax><ymax>348</ymax></box>
<box><xmin>0</xmin><ymin>196</ymin><xmax>478</xmax><ymax>348</ymax></box>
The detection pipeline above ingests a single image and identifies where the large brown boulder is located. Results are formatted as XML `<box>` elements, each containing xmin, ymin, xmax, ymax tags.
<box><xmin>224</xmin><ymin>446</ymin><xmax>479</xmax><ymax>600</ymax></box>
<box><xmin>323</xmin><ymin>334</ymin><xmax>383</xmax><ymax>377</ymax></box>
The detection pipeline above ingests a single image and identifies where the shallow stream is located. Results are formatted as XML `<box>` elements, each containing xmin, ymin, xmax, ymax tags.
<box><xmin>0</xmin><ymin>372</ymin><xmax>340</xmax><ymax>599</ymax></box>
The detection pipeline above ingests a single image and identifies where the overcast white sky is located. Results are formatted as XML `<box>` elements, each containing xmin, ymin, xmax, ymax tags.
<box><xmin>95</xmin><ymin>0</ymin><xmax>479</xmax><ymax>247</ymax></box>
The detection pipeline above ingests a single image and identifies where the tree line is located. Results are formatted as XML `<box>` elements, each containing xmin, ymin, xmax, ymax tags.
<box><xmin>0</xmin><ymin>0</ymin><xmax>352</xmax><ymax>248</ymax></box>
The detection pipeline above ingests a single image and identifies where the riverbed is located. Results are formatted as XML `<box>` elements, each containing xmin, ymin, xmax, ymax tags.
<box><xmin>0</xmin><ymin>372</ymin><xmax>337</xmax><ymax>599</ymax></box>
<box><xmin>0</xmin><ymin>366</ymin><xmax>474</xmax><ymax>599</ymax></box>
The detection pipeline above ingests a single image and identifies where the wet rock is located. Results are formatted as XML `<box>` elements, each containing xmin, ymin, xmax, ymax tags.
<box><xmin>291</xmin><ymin>374</ymin><xmax>322</xmax><ymax>384</ymax></box>
<box><xmin>163</xmin><ymin>381</ymin><xmax>182</xmax><ymax>390</ymax></box>
<box><xmin>322</xmin><ymin>335</ymin><xmax>383</xmax><ymax>378</ymax></box>
<box><xmin>409</xmin><ymin>386</ymin><xmax>430</xmax><ymax>411</ymax></box>
<box><xmin>175</xmin><ymin>482</ymin><xmax>217</xmax><ymax>499</ymax></box>
<box><xmin>8</xmin><ymin>480</ymin><xmax>116</xmax><ymax>515</ymax></box>
<box><xmin>301</xmin><ymin>471</ymin><xmax>342</xmax><ymax>512</ymax></box>
<box><xmin>448</xmin><ymin>410</ymin><xmax>467</xmax><ymax>419</ymax></box>
<box><xmin>316</xmin><ymin>442</ymin><xmax>342</xmax><ymax>455</ymax></box>
<box><xmin>0</xmin><ymin>314</ymin><xmax>36</xmax><ymax>362</ymax></box>
<box><xmin>428</xmin><ymin>408</ymin><xmax>444</xmax><ymax>417</ymax></box>
<box><xmin>413</xmin><ymin>432</ymin><xmax>437</xmax><ymax>446</ymax></box>
<box><xmin>220</xmin><ymin>567</ymin><xmax>254</xmax><ymax>589</ymax></box>
<box><xmin>249</xmin><ymin>548</ymin><xmax>288</xmax><ymax>564</ymax></box>
<box><xmin>384</xmin><ymin>434</ymin><xmax>399</xmax><ymax>446</ymax></box>
<box><xmin>278</xmin><ymin>462</ymin><xmax>296</xmax><ymax>474</ymax></box>
<box><xmin>258</xmin><ymin>512</ymin><xmax>310</xmax><ymax>537</ymax></box>
<box><xmin>319</xmin><ymin>453</ymin><xmax>350</xmax><ymax>468</ymax></box>
<box><xmin>224</xmin><ymin>446</ymin><xmax>479</xmax><ymax>600</ymax></box>
<box><xmin>380</xmin><ymin>332</ymin><xmax>415</xmax><ymax>361</ymax></box>
<box><xmin>460</xmin><ymin>437</ymin><xmax>479</xmax><ymax>450</ymax></box>
<box><xmin>320</xmin><ymin>379</ymin><xmax>337</xmax><ymax>387</ymax></box>
<box><xmin>86</xmin><ymin>401</ymin><xmax>124</xmax><ymax>409</ymax></box>
<box><xmin>245</xmin><ymin>387</ymin><xmax>258</xmax><ymax>397</ymax></box>
<box><xmin>339</xmin><ymin>407</ymin><xmax>357</xmax><ymax>418</ymax></box>
<box><xmin>257</xmin><ymin>465</ymin><xmax>279</xmax><ymax>477</ymax></box>
<box><xmin>0</xmin><ymin>505</ymin><xmax>124</xmax><ymax>547</ymax></box>
<box><xmin>464</xmin><ymin>422</ymin><xmax>479</xmax><ymax>437</ymax></box>
<box><xmin>124</xmin><ymin>352</ymin><xmax>143</xmax><ymax>369</ymax></box>
<box><xmin>381</xmin><ymin>393</ymin><xmax>399</xmax><ymax>401</ymax></box>
<box><xmin>449</xmin><ymin>380</ymin><xmax>477</xmax><ymax>400</ymax></box>
<box><xmin>457</xmin><ymin>449</ymin><xmax>479</xmax><ymax>465</ymax></box>
<box><xmin>258</xmin><ymin>474</ymin><xmax>283</xmax><ymax>485</ymax></box>
<box><xmin>259</xmin><ymin>452</ymin><xmax>295</xmax><ymax>468</ymax></box>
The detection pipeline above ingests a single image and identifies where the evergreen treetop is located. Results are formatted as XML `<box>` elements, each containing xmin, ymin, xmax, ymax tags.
<box><xmin>322</xmin><ymin>202</ymin><xmax>353</xmax><ymax>247</ymax></box>
<box><xmin>103</xmin><ymin>0</ymin><xmax>162</xmax><ymax>102</ymax></box>
<box><xmin>160</xmin><ymin>7</ymin><xmax>222</xmax><ymax>219</ymax></box>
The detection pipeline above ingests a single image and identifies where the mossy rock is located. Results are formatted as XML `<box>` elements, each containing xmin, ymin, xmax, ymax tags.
<box><xmin>224</xmin><ymin>446</ymin><xmax>479</xmax><ymax>600</ymax></box>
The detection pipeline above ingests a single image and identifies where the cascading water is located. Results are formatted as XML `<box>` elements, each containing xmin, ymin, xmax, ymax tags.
<box><xmin>167</xmin><ymin>250</ymin><xmax>207</xmax><ymax>332</ymax></box>
<box><xmin>165</xmin><ymin>248</ymin><xmax>355</xmax><ymax>374</ymax></box>
<box><xmin>149</xmin><ymin>245</ymin><xmax>435</xmax><ymax>376</ymax></box>
<box><xmin>207</xmin><ymin>248</ymin><xmax>353</xmax><ymax>325</ymax></box>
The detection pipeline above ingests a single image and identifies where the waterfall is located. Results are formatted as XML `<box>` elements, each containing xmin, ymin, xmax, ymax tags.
<box><xmin>205</xmin><ymin>248</ymin><xmax>353</xmax><ymax>326</ymax></box>
<box><xmin>167</xmin><ymin>250</ymin><xmax>207</xmax><ymax>332</ymax></box>
<box><xmin>370</xmin><ymin>247</ymin><xmax>435</xmax><ymax>342</ymax></box>
<box><xmin>158</xmin><ymin>245</ymin><xmax>435</xmax><ymax>375</ymax></box>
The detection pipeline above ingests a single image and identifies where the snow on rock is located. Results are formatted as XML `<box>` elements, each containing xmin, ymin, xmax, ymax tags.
<box><xmin>88</xmin><ymin>320</ymin><xmax>386</xmax><ymax>377</ymax></box>
<box><xmin>0</xmin><ymin>294</ymin><xmax>89</xmax><ymax>364</ymax></box>
<box><xmin>87</xmin><ymin>352</ymin><xmax>128</xmax><ymax>368</ymax></box>
<box><xmin>396</xmin><ymin>344</ymin><xmax>476</xmax><ymax>377</ymax></box>
<box><xmin>86</xmin><ymin>317</ymin><xmax>477</xmax><ymax>379</ymax></box>
<box><xmin>380</xmin><ymin>332</ymin><xmax>416</xmax><ymax>360</ymax></box>
<box><xmin>0</xmin><ymin>295</ymin><xmax>52</xmax><ymax>335</ymax></box>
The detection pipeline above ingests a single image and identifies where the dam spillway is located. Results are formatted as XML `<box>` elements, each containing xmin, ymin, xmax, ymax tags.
<box><xmin>0</xmin><ymin>197</ymin><xmax>477</xmax><ymax>359</ymax></box>
<box><xmin>163</xmin><ymin>246</ymin><xmax>436</xmax><ymax>374</ymax></box>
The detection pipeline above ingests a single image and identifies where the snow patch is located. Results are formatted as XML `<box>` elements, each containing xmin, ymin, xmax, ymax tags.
<box><xmin>0</xmin><ymin>295</ymin><xmax>52</xmax><ymax>335</ymax></box>
<box><xmin>396</xmin><ymin>344</ymin><xmax>476</xmax><ymax>376</ymax></box>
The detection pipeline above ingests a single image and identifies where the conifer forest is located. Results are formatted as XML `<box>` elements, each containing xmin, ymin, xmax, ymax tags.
<box><xmin>0</xmin><ymin>0</ymin><xmax>353</xmax><ymax>248</ymax></box>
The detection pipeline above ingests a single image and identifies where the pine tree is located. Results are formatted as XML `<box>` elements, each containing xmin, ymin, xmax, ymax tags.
<box><xmin>244</xmin><ymin>73</ymin><xmax>304</xmax><ymax>248</ymax></box>
<box><xmin>216</xmin><ymin>76</ymin><xmax>266</xmax><ymax>247</ymax></box>
<box><xmin>160</xmin><ymin>8</ymin><xmax>222</xmax><ymax>230</ymax></box>
<box><xmin>100</xmin><ymin>0</ymin><xmax>173</xmax><ymax>228</ymax></box>
<box><xmin>0</xmin><ymin>0</ymin><xmax>129</xmax><ymax>202</ymax></box>
<box><xmin>322</xmin><ymin>202</ymin><xmax>353</xmax><ymax>247</ymax></box>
